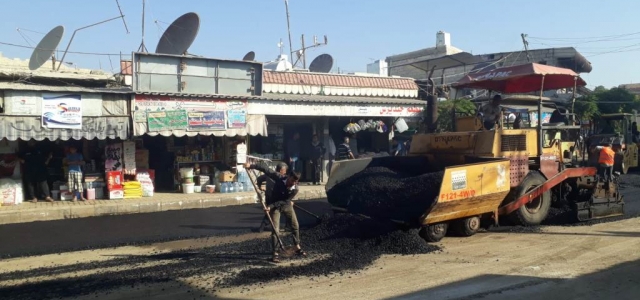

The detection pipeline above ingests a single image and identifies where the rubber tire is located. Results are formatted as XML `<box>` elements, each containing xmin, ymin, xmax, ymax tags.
<box><xmin>509</xmin><ymin>172</ymin><xmax>552</xmax><ymax>226</ymax></box>
<box><xmin>615</xmin><ymin>153</ymin><xmax>627</xmax><ymax>175</ymax></box>
<box><xmin>451</xmin><ymin>216</ymin><xmax>481</xmax><ymax>237</ymax></box>
<box><xmin>419</xmin><ymin>223</ymin><xmax>448</xmax><ymax>243</ymax></box>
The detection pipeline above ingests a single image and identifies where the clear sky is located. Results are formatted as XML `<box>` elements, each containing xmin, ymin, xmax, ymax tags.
<box><xmin>0</xmin><ymin>0</ymin><xmax>638</xmax><ymax>89</ymax></box>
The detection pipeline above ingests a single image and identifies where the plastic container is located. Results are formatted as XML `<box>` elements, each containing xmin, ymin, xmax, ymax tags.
<box><xmin>221</xmin><ymin>182</ymin><xmax>228</xmax><ymax>193</ymax></box>
<box><xmin>182</xmin><ymin>183</ymin><xmax>195</xmax><ymax>194</ymax></box>
<box><xmin>206</xmin><ymin>185</ymin><xmax>216</xmax><ymax>193</ymax></box>
<box><xmin>179</xmin><ymin>168</ymin><xmax>194</xmax><ymax>178</ymax></box>
<box><xmin>86</xmin><ymin>188</ymin><xmax>96</xmax><ymax>200</ymax></box>
<box><xmin>193</xmin><ymin>185</ymin><xmax>202</xmax><ymax>193</ymax></box>
<box><xmin>51</xmin><ymin>190</ymin><xmax>60</xmax><ymax>200</ymax></box>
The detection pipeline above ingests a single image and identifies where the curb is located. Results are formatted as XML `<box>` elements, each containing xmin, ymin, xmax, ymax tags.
<box><xmin>0</xmin><ymin>189</ymin><xmax>327</xmax><ymax>225</ymax></box>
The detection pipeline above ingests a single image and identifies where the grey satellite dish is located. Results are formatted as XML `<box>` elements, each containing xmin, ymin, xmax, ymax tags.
<box><xmin>155</xmin><ymin>12</ymin><xmax>200</xmax><ymax>55</ymax></box>
<box><xmin>29</xmin><ymin>25</ymin><xmax>65</xmax><ymax>70</ymax></box>
<box><xmin>242</xmin><ymin>51</ymin><xmax>255</xmax><ymax>61</ymax></box>
<box><xmin>309</xmin><ymin>54</ymin><xmax>334</xmax><ymax>73</ymax></box>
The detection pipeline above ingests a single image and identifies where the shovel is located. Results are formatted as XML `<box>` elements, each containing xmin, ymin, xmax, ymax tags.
<box><xmin>245</xmin><ymin>167</ymin><xmax>297</xmax><ymax>258</ymax></box>
<box><xmin>293</xmin><ymin>203</ymin><xmax>324</xmax><ymax>225</ymax></box>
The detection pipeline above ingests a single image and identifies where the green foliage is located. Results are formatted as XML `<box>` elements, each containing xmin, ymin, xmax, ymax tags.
<box><xmin>593</xmin><ymin>87</ymin><xmax>638</xmax><ymax>115</ymax></box>
<box><xmin>429</xmin><ymin>98</ymin><xmax>476</xmax><ymax>132</ymax></box>
<box><xmin>573</xmin><ymin>95</ymin><xmax>599</xmax><ymax>121</ymax></box>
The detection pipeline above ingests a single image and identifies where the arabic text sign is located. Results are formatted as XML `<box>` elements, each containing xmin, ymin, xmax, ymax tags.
<box><xmin>133</xmin><ymin>95</ymin><xmax>247</xmax><ymax>122</ymax></box>
<box><xmin>227</xmin><ymin>109</ymin><xmax>247</xmax><ymax>129</ymax></box>
<box><xmin>187</xmin><ymin>111</ymin><xmax>226</xmax><ymax>131</ymax></box>
<box><xmin>247</xmin><ymin>101</ymin><xmax>424</xmax><ymax>117</ymax></box>
<box><xmin>147</xmin><ymin>110</ymin><xmax>188</xmax><ymax>132</ymax></box>
<box><xmin>41</xmin><ymin>94</ymin><xmax>82</xmax><ymax>129</ymax></box>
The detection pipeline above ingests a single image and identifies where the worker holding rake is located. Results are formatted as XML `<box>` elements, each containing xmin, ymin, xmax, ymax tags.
<box><xmin>245</xmin><ymin>161</ymin><xmax>307</xmax><ymax>263</ymax></box>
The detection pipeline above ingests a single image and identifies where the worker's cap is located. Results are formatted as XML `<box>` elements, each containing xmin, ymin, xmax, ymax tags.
<box><xmin>492</xmin><ymin>94</ymin><xmax>502</xmax><ymax>101</ymax></box>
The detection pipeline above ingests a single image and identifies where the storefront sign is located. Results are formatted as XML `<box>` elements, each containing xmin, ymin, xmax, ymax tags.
<box><xmin>248</xmin><ymin>101</ymin><xmax>424</xmax><ymax>117</ymax></box>
<box><xmin>227</xmin><ymin>109</ymin><xmax>247</xmax><ymax>129</ymax></box>
<box><xmin>105</xmin><ymin>143</ymin><xmax>123</xmax><ymax>171</ymax></box>
<box><xmin>187</xmin><ymin>111</ymin><xmax>226</xmax><ymax>131</ymax></box>
<box><xmin>41</xmin><ymin>93</ymin><xmax>82</xmax><ymax>129</ymax></box>
<box><xmin>0</xmin><ymin>116</ymin><xmax>128</xmax><ymax>141</ymax></box>
<box><xmin>147</xmin><ymin>110</ymin><xmax>188</xmax><ymax>132</ymax></box>
<box><xmin>122</xmin><ymin>141</ymin><xmax>136</xmax><ymax>173</ymax></box>
<box><xmin>10</xmin><ymin>96</ymin><xmax>38</xmax><ymax>115</ymax></box>
<box><xmin>133</xmin><ymin>95</ymin><xmax>247</xmax><ymax>122</ymax></box>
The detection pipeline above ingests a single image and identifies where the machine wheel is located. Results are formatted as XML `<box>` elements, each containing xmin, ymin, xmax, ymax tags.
<box><xmin>615</xmin><ymin>153</ymin><xmax>628</xmax><ymax>175</ymax></box>
<box><xmin>451</xmin><ymin>216</ymin><xmax>481</xmax><ymax>237</ymax></box>
<box><xmin>509</xmin><ymin>172</ymin><xmax>551</xmax><ymax>226</ymax></box>
<box><xmin>419</xmin><ymin>223</ymin><xmax>448</xmax><ymax>243</ymax></box>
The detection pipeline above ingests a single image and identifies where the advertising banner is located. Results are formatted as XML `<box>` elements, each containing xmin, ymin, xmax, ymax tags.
<box><xmin>227</xmin><ymin>109</ymin><xmax>247</xmax><ymax>129</ymax></box>
<box><xmin>187</xmin><ymin>111</ymin><xmax>226</xmax><ymax>131</ymax></box>
<box><xmin>41</xmin><ymin>94</ymin><xmax>82</xmax><ymax>129</ymax></box>
<box><xmin>147</xmin><ymin>110</ymin><xmax>188</xmax><ymax>131</ymax></box>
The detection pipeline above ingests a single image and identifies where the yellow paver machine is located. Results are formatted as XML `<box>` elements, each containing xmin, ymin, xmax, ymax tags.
<box><xmin>326</xmin><ymin>63</ymin><xmax>624</xmax><ymax>242</ymax></box>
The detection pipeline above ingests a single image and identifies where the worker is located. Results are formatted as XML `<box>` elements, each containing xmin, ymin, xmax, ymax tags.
<box><xmin>596</xmin><ymin>143</ymin><xmax>615</xmax><ymax>182</ymax></box>
<box><xmin>600</xmin><ymin>120</ymin><xmax>615</xmax><ymax>134</ymax></box>
<box><xmin>244</xmin><ymin>161</ymin><xmax>306</xmax><ymax>263</ymax></box>
<box><xmin>513</xmin><ymin>113</ymin><xmax>524</xmax><ymax>129</ymax></box>
<box><xmin>632</xmin><ymin>122</ymin><xmax>639</xmax><ymax>143</ymax></box>
<box><xmin>257</xmin><ymin>163</ymin><xmax>288</xmax><ymax>233</ymax></box>
<box><xmin>479</xmin><ymin>94</ymin><xmax>502</xmax><ymax>130</ymax></box>
<box><xmin>336</xmin><ymin>136</ymin><xmax>355</xmax><ymax>161</ymax></box>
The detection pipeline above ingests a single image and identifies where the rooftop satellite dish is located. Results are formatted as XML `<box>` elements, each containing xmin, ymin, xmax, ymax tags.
<box><xmin>242</xmin><ymin>51</ymin><xmax>255</xmax><ymax>61</ymax></box>
<box><xmin>308</xmin><ymin>54</ymin><xmax>333</xmax><ymax>73</ymax></box>
<box><xmin>29</xmin><ymin>25</ymin><xmax>64</xmax><ymax>70</ymax></box>
<box><xmin>155</xmin><ymin>12</ymin><xmax>200</xmax><ymax>55</ymax></box>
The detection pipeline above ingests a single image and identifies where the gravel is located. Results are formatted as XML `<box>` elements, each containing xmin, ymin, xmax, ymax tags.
<box><xmin>327</xmin><ymin>163</ymin><xmax>443</xmax><ymax>227</ymax></box>
<box><xmin>0</xmin><ymin>215</ymin><xmax>441</xmax><ymax>300</ymax></box>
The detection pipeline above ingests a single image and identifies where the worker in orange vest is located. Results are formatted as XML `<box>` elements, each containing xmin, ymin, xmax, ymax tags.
<box><xmin>596</xmin><ymin>143</ymin><xmax>615</xmax><ymax>182</ymax></box>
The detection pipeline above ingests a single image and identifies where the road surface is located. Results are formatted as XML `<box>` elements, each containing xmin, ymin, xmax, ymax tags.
<box><xmin>1</xmin><ymin>174</ymin><xmax>640</xmax><ymax>300</ymax></box>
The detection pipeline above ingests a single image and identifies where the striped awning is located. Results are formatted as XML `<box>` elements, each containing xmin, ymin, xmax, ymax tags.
<box><xmin>0</xmin><ymin>116</ymin><xmax>129</xmax><ymax>141</ymax></box>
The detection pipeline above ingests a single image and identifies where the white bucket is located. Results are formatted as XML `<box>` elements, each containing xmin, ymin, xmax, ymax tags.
<box><xmin>182</xmin><ymin>183</ymin><xmax>195</xmax><ymax>194</ymax></box>
<box><xmin>394</xmin><ymin>118</ymin><xmax>409</xmax><ymax>133</ymax></box>
<box><xmin>194</xmin><ymin>185</ymin><xmax>202</xmax><ymax>193</ymax></box>
<box><xmin>179</xmin><ymin>168</ymin><xmax>194</xmax><ymax>178</ymax></box>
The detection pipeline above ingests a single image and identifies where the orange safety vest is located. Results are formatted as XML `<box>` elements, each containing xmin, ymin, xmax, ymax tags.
<box><xmin>598</xmin><ymin>147</ymin><xmax>615</xmax><ymax>166</ymax></box>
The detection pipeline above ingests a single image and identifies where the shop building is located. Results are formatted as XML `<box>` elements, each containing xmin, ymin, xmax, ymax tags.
<box><xmin>247</xmin><ymin>70</ymin><xmax>425</xmax><ymax>183</ymax></box>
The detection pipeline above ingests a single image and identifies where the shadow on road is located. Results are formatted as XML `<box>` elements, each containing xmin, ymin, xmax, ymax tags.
<box><xmin>385</xmin><ymin>258</ymin><xmax>640</xmax><ymax>300</ymax></box>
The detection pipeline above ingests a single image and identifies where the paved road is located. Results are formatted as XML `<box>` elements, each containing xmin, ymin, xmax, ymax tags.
<box><xmin>0</xmin><ymin>200</ymin><xmax>330</xmax><ymax>258</ymax></box>
<box><xmin>2</xmin><ymin>173</ymin><xmax>640</xmax><ymax>300</ymax></box>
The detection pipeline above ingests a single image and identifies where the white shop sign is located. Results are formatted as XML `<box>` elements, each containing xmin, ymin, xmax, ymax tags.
<box><xmin>247</xmin><ymin>101</ymin><xmax>424</xmax><ymax>117</ymax></box>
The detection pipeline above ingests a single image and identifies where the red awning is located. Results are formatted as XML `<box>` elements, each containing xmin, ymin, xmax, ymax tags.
<box><xmin>452</xmin><ymin>63</ymin><xmax>587</xmax><ymax>94</ymax></box>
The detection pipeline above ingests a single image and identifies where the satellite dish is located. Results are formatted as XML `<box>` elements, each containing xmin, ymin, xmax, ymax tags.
<box><xmin>155</xmin><ymin>12</ymin><xmax>200</xmax><ymax>55</ymax></box>
<box><xmin>29</xmin><ymin>26</ymin><xmax>65</xmax><ymax>70</ymax></box>
<box><xmin>308</xmin><ymin>54</ymin><xmax>334</xmax><ymax>73</ymax></box>
<box><xmin>242</xmin><ymin>51</ymin><xmax>255</xmax><ymax>61</ymax></box>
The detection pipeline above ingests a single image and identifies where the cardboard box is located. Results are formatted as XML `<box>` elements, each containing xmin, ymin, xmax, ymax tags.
<box><xmin>106</xmin><ymin>171</ymin><xmax>123</xmax><ymax>190</ymax></box>
<box><xmin>109</xmin><ymin>189</ymin><xmax>124</xmax><ymax>199</ymax></box>
<box><xmin>135</xmin><ymin>149</ymin><xmax>149</xmax><ymax>169</ymax></box>
<box><xmin>219</xmin><ymin>171</ymin><xmax>236</xmax><ymax>182</ymax></box>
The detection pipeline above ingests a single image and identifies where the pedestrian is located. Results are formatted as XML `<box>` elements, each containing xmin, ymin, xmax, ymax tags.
<box><xmin>596</xmin><ymin>143</ymin><xmax>615</xmax><ymax>182</ymax></box>
<box><xmin>479</xmin><ymin>94</ymin><xmax>502</xmax><ymax>130</ymax></box>
<box><xmin>19</xmin><ymin>141</ymin><xmax>54</xmax><ymax>203</ymax></box>
<box><xmin>309</xmin><ymin>134</ymin><xmax>325</xmax><ymax>185</ymax></box>
<box><xmin>286</xmin><ymin>132</ymin><xmax>302</xmax><ymax>173</ymax></box>
<box><xmin>336</xmin><ymin>136</ymin><xmax>355</xmax><ymax>161</ymax></box>
<box><xmin>244</xmin><ymin>161</ymin><xmax>306</xmax><ymax>263</ymax></box>
<box><xmin>257</xmin><ymin>162</ymin><xmax>287</xmax><ymax>232</ymax></box>
<box><xmin>66</xmin><ymin>145</ymin><xmax>86</xmax><ymax>202</ymax></box>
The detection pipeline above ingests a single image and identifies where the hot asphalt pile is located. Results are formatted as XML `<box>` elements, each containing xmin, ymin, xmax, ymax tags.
<box><xmin>327</xmin><ymin>166</ymin><xmax>444</xmax><ymax>227</ymax></box>
<box><xmin>0</xmin><ymin>214</ymin><xmax>441</xmax><ymax>300</ymax></box>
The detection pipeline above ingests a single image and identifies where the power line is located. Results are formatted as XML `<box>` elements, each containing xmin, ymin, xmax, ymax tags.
<box><xmin>0</xmin><ymin>40</ymin><xmax>120</xmax><ymax>56</ymax></box>
<box><xmin>529</xmin><ymin>31</ymin><xmax>640</xmax><ymax>41</ymax></box>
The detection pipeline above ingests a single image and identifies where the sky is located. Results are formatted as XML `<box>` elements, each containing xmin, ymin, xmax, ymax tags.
<box><xmin>0</xmin><ymin>0</ymin><xmax>638</xmax><ymax>89</ymax></box>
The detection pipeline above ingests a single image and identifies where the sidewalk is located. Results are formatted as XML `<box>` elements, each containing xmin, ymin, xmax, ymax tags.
<box><xmin>0</xmin><ymin>185</ymin><xmax>327</xmax><ymax>225</ymax></box>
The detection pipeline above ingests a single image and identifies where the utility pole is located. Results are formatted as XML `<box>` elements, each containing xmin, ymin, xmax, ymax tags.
<box><xmin>521</xmin><ymin>33</ymin><xmax>531</xmax><ymax>62</ymax></box>
<box><xmin>284</xmin><ymin>0</ymin><xmax>294</xmax><ymax>65</ymax></box>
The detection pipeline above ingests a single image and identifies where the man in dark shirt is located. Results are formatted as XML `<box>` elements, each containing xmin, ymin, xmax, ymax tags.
<box><xmin>20</xmin><ymin>141</ymin><xmax>54</xmax><ymax>203</ymax></box>
<box><xmin>309</xmin><ymin>134</ymin><xmax>326</xmax><ymax>185</ymax></box>
<box><xmin>336</xmin><ymin>137</ymin><xmax>355</xmax><ymax>161</ymax></box>
<box><xmin>256</xmin><ymin>163</ymin><xmax>287</xmax><ymax>232</ymax></box>
<box><xmin>245</xmin><ymin>161</ymin><xmax>305</xmax><ymax>262</ymax></box>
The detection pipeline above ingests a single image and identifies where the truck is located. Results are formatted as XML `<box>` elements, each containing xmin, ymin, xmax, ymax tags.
<box><xmin>326</xmin><ymin>63</ymin><xmax>624</xmax><ymax>243</ymax></box>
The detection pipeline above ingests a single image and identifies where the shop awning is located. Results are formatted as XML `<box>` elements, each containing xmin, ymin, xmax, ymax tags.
<box><xmin>0</xmin><ymin>116</ymin><xmax>129</xmax><ymax>141</ymax></box>
<box><xmin>133</xmin><ymin>114</ymin><xmax>268</xmax><ymax>137</ymax></box>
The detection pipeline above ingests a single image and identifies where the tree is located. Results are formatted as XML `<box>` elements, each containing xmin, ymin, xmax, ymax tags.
<box><xmin>593</xmin><ymin>87</ymin><xmax>637</xmax><ymax>115</ymax></box>
<box><xmin>573</xmin><ymin>95</ymin><xmax>599</xmax><ymax>121</ymax></box>
<box><xmin>428</xmin><ymin>98</ymin><xmax>476</xmax><ymax>132</ymax></box>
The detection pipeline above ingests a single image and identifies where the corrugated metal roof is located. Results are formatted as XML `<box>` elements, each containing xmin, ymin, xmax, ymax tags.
<box><xmin>261</xmin><ymin>93</ymin><xmax>426</xmax><ymax>105</ymax></box>
<box><xmin>263</xmin><ymin>70</ymin><xmax>418</xmax><ymax>90</ymax></box>
<box><xmin>0</xmin><ymin>82</ymin><xmax>132</xmax><ymax>94</ymax></box>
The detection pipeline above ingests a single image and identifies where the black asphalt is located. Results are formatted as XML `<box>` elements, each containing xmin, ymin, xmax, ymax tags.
<box><xmin>0</xmin><ymin>200</ymin><xmax>331</xmax><ymax>258</ymax></box>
